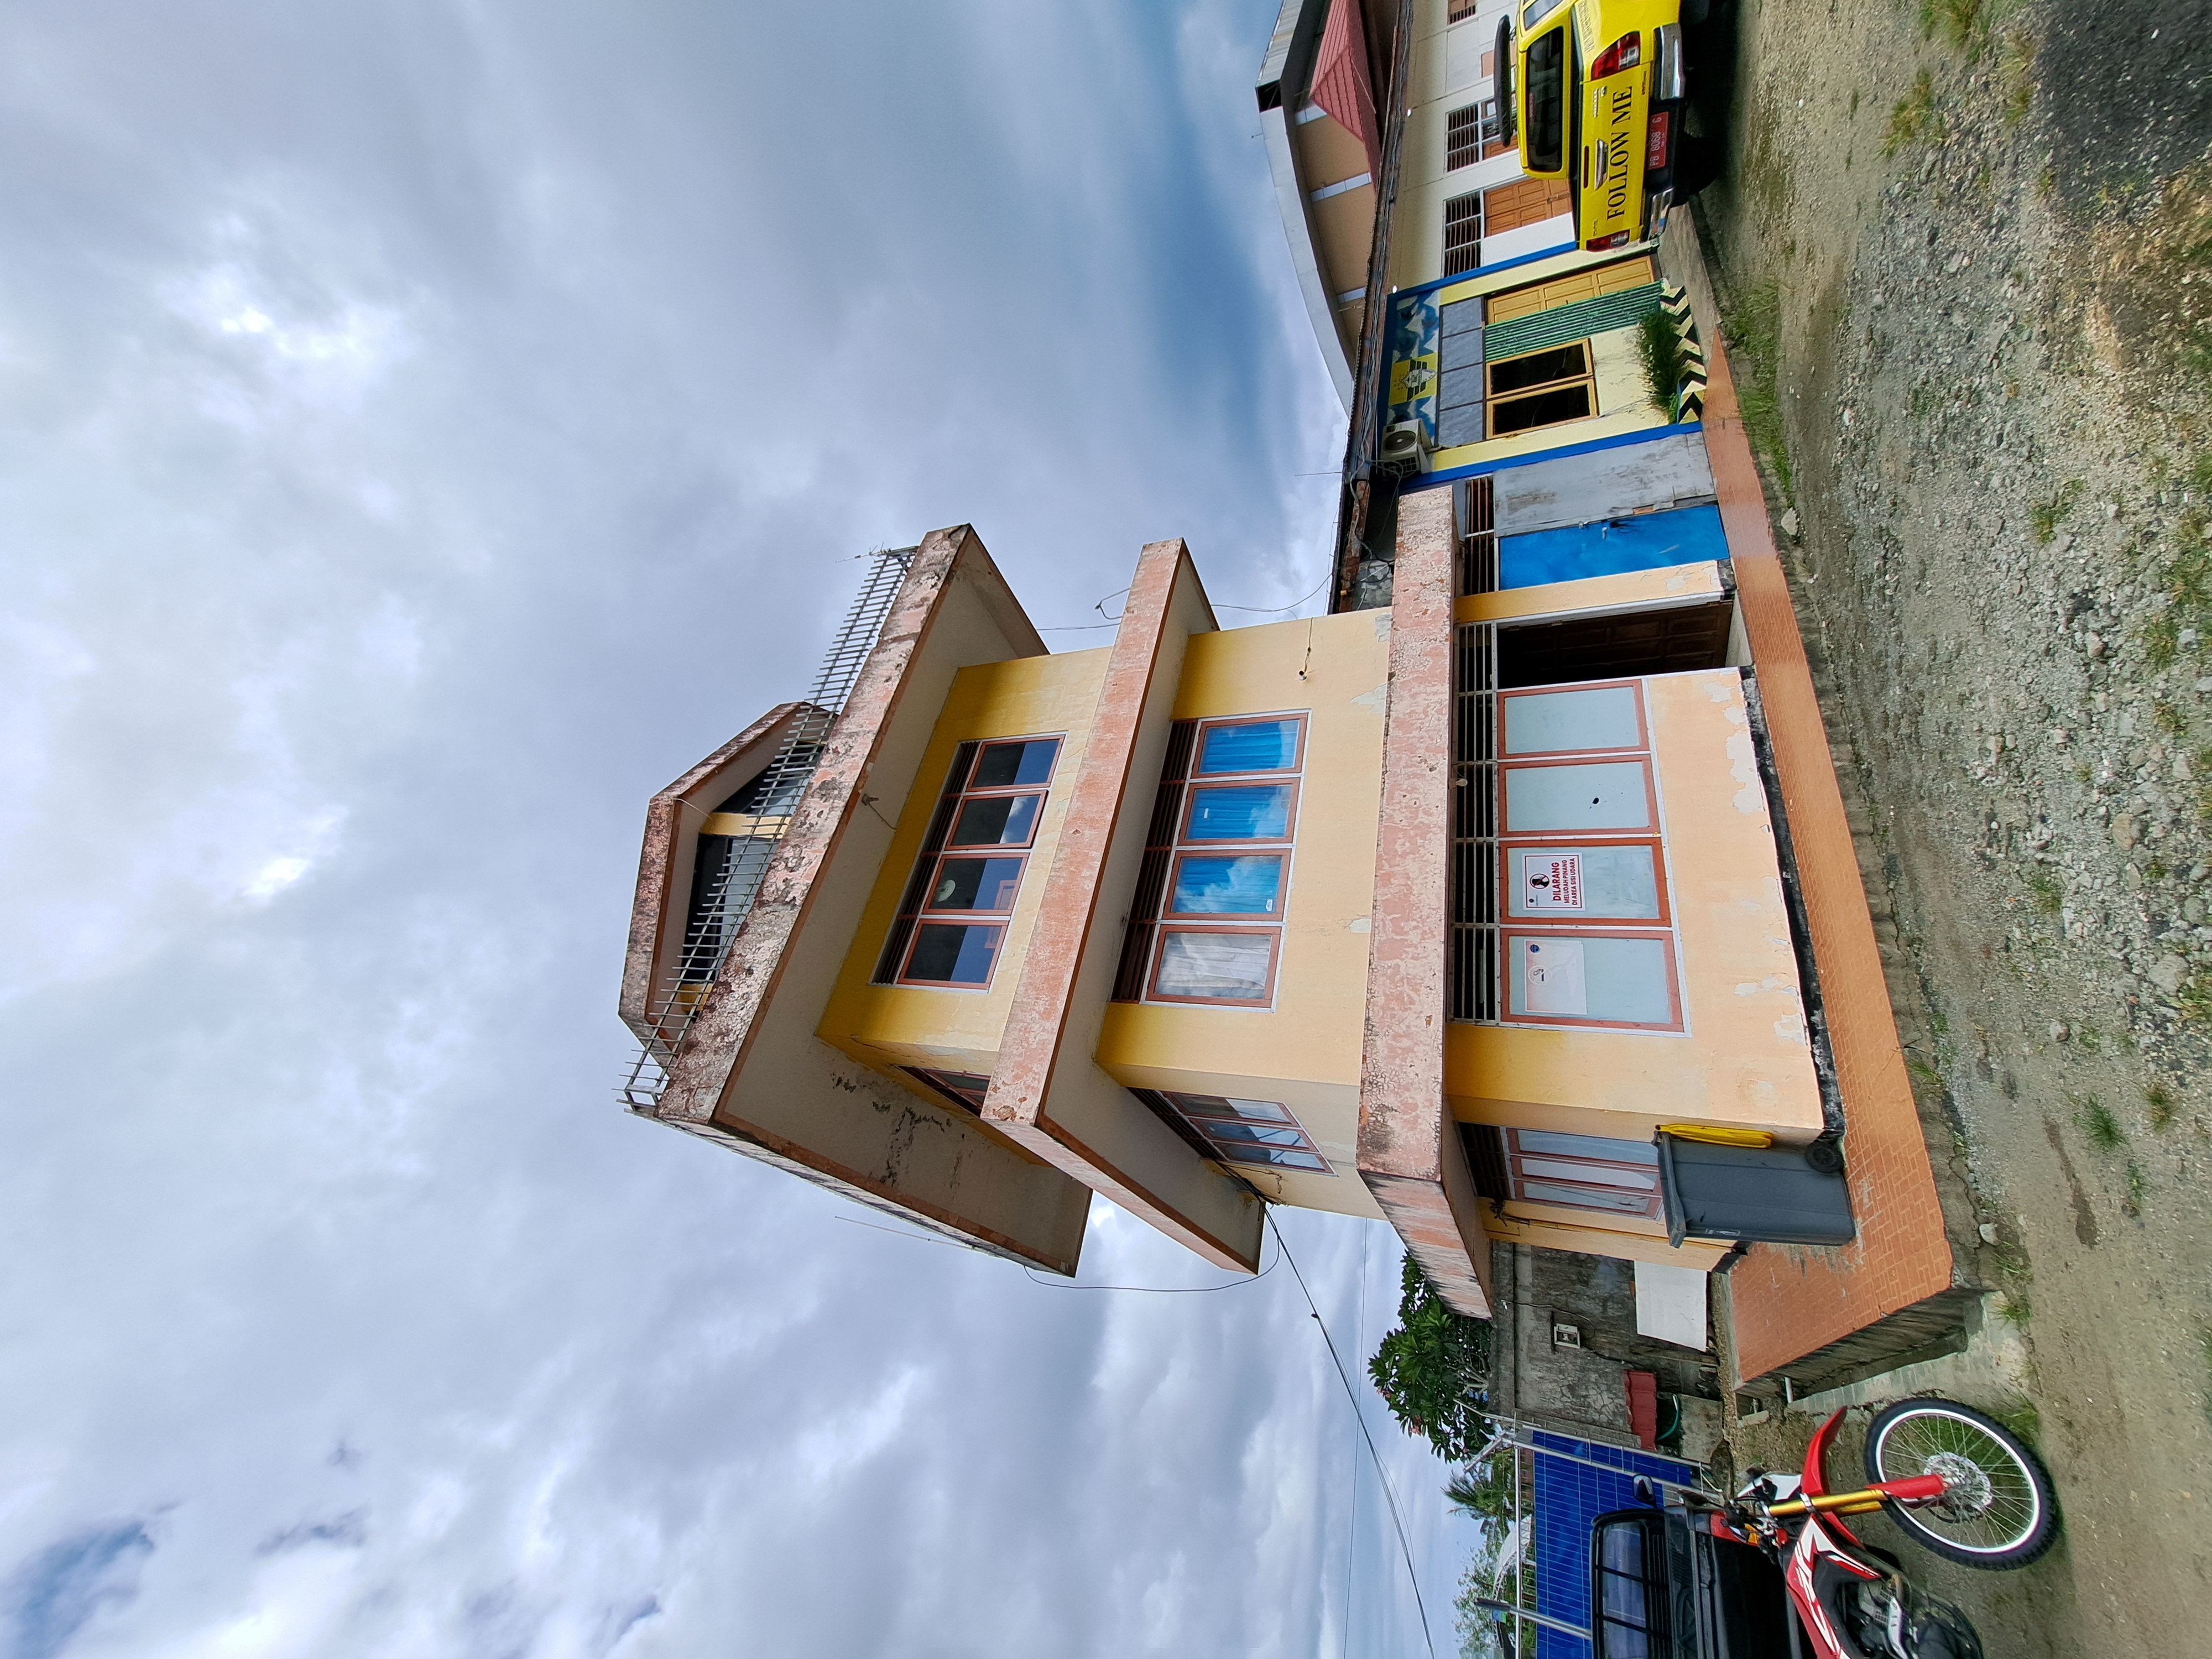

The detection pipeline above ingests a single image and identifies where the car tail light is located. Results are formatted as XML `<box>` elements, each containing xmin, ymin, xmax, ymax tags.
<box><xmin>1646</xmin><ymin>108</ymin><xmax>1671</xmax><ymax>168</ymax></box>
<box><xmin>1585</xmin><ymin>231</ymin><xmax>1632</xmax><ymax>251</ymax></box>
<box><xmin>1589</xmin><ymin>32</ymin><xmax>1640</xmax><ymax>77</ymax></box>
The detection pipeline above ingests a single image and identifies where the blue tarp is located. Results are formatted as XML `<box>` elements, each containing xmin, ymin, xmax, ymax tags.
<box><xmin>1530</xmin><ymin>1433</ymin><xmax>1695</xmax><ymax>1659</ymax></box>
<box><xmin>1499</xmin><ymin>502</ymin><xmax>1729</xmax><ymax>591</ymax></box>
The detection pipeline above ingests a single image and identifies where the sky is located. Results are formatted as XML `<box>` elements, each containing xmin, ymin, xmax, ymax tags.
<box><xmin>0</xmin><ymin>2</ymin><xmax>1488</xmax><ymax>1655</ymax></box>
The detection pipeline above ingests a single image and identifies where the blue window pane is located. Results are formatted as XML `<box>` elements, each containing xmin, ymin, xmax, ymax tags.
<box><xmin>972</xmin><ymin>739</ymin><xmax>1059</xmax><ymax>788</ymax></box>
<box><xmin>1197</xmin><ymin>719</ymin><xmax>1301</xmax><ymax>775</ymax></box>
<box><xmin>1169</xmin><ymin>1094</ymin><xmax>1293</xmax><ymax>1124</ymax></box>
<box><xmin>904</xmin><ymin>923</ymin><xmax>1002</xmax><ymax>984</ymax></box>
<box><xmin>930</xmin><ymin>856</ymin><xmax>1024</xmax><ymax>912</ymax></box>
<box><xmin>1170</xmin><ymin>854</ymin><xmax>1283</xmax><ymax>915</ymax></box>
<box><xmin>1205</xmin><ymin>1120</ymin><xmax>1310</xmax><ymax>1150</ymax></box>
<box><xmin>950</xmin><ymin>792</ymin><xmax>1041</xmax><ymax>846</ymax></box>
<box><xmin>1213</xmin><ymin>1143</ymin><xmax>1329</xmax><ymax>1172</ymax></box>
<box><xmin>1185</xmin><ymin>785</ymin><xmax>1292</xmax><ymax>842</ymax></box>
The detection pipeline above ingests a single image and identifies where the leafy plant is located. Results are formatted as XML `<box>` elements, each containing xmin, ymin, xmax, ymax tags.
<box><xmin>1369</xmin><ymin>1255</ymin><xmax>1495</xmax><ymax>1463</ymax></box>
<box><xmin>1639</xmin><ymin>307</ymin><xmax>1688</xmax><ymax>418</ymax></box>
<box><xmin>1721</xmin><ymin>280</ymin><xmax>1791</xmax><ymax>494</ymax></box>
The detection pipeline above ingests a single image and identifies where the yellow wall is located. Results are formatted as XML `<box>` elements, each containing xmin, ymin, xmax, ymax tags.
<box><xmin>818</xmin><ymin>648</ymin><xmax>1112</xmax><ymax>1088</ymax></box>
<box><xmin>1095</xmin><ymin>608</ymin><xmax>1394</xmax><ymax>1219</ymax></box>
<box><xmin>1455</xmin><ymin>561</ymin><xmax>1726</xmax><ymax>626</ymax></box>
<box><xmin>1448</xmin><ymin>667</ymin><xmax>1824</xmax><ymax>1145</ymax></box>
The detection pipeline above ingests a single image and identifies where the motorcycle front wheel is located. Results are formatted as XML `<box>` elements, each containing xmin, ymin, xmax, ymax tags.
<box><xmin>1863</xmin><ymin>1398</ymin><xmax>2058</xmax><ymax>1569</ymax></box>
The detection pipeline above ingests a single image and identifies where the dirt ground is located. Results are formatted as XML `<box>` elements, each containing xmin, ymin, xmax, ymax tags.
<box><xmin>1687</xmin><ymin>0</ymin><xmax>2212</xmax><ymax>1650</ymax></box>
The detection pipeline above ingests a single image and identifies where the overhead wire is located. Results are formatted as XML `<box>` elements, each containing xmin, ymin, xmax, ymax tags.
<box><xmin>1269</xmin><ymin>1210</ymin><xmax>1437</xmax><ymax>1659</ymax></box>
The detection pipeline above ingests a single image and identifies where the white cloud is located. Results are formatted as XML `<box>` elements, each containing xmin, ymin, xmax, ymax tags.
<box><xmin>0</xmin><ymin>1</ymin><xmax>1477</xmax><ymax>1655</ymax></box>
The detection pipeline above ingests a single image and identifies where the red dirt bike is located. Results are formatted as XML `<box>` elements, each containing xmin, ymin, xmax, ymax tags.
<box><xmin>1584</xmin><ymin>1397</ymin><xmax>2057</xmax><ymax>1659</ymax></box>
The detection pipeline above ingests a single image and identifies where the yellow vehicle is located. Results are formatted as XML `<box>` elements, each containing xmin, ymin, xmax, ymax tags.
<box><xmin>1499</xmin><ymin>0</ymin><xmax>1689</xmax><ymax>252</ymax></box>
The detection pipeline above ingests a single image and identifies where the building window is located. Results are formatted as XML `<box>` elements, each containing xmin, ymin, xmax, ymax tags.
<box><xmin>874</xmin><ymin>736</ymin><xmax>1061</xmax><ymax>989</ymax></box>
<box><xmin>1447</xmin><ymin>0</ymin><xmax>1481</xmax><ymax>20</ymax></box>
<box><xmin>1446</xmin><ymin>100</ymin><xmax>1501</xmax><ymax>171</ymax></box>
<box><xmin>1113</xmin><ymin>714</ymin><xmax>1305</xmax><ymax>1006</ymax></box>
<box><xmin>1134</xmin><ymin>1089</ymin><xmax>1333</xmax><ymax>1174</ymax></box>
<box><xmin>1505</xmin><ymin>1128</ymin><xmax>1662</xmax><ymax>1217</ymax></box>
<box><xmin>1443</xmin><ymin>191</ymin><xmax>1484</xmax><ymax>277</ymax></box>
<box><xmin>906</xmin><ymin>1067</ymin><xmax>991</xmax><ymax>1115</ymax></box>
<box><xmin>1486</xmin><ymin>342</ymin><xmax>1594</xmax><ymax>436</ymax></box>
<box><xmin>1481</xmin><ymin>681</ymin><xmax>1684</xmax><ymax>1032</ymax></box>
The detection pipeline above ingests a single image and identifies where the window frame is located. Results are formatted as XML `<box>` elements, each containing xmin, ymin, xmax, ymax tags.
<box><xmin>1505</xmin><ymin>1128</ymin><xmax>1665</xmax><ymax>1218</ymax></box>
<box><xmin>1191</xmin><ymin>713</ymin><xmax>1306</xmax><ymax>777</ymax></box>
<box><xmin>879</xmin><ymin>734</ymin><xmax>1063</xmax><ymax>991</ymax></box>
<box><xmin>1178</xmin><ymin>778</ymin><xmax>1302</xmax><ymax>847</ymax></box>
<box><xmin>1162</xmin><ymin>849</ymin><xmax>1289</xmax><ymax>922</ymax></box>
<box><xmin>1162</xmin><ymin>1091</ymin><xmax>1333</xmax><ymax>1175</ymax></box>
<box><xmin>905</xmin><ymin>1067</ymin><xmax>992</xmax><ymax>1115</ymax></box>
<box><xmin>1501</xmin><ymin>837</ymin><xmax>1671</xmax><ymax>926</ymax></box>
<box><xmin>1499</xmin><ymin>755</ymin><xmax>1661</xmax><ymax>838</ymax></box>
<box><xmin>1485</xmin><ymin>342</ymin><xmax>1597</xmax><ymax>437</ymax></box>
<box><xmin>1502</xmin><ymin>926</ymin><xmax>1684</xmax><ymax>1033</ymax></box>
<box><xmin>1500</xmin><ymin>678</ymin><xmax>1651</xmax><ymax>756</ymax></box>
<box><xmin>1149</xmin><ymin>925</ymin><xmax>1284</xmax><ymax>1007</ymax></box>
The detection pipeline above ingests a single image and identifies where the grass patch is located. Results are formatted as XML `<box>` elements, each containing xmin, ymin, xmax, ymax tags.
<box><xmin>2145</xmin><ymin>612</ymin><xmax>2182</xmax><ymax>670</ymax></box>
<box><xmin>1921</xmin><ymin>0</ymin><xmax>1984</xmax><ymax>45</ymax></box>
<box><xmin>1886</xmin><ymin>71</ymin><xmax>1940</xmax><ymax>156</ymax></box>
<box><xmin>1639</xmin><ymin>307</ymin><xmax>1689</xmax><ymax>418</ymax></box>
<box><xmin>1995</xmin><ymin>1288</ymin><xmax>2032</xmax><ymax>1327</ymax></box>
<box><xmin>2031</xmin><ymin>479</ymin><xmax>2083</xmax><ymax>543</ymax></box>
<box><xmin>2026</xmin><ymin>869</ymin><xmax>2063</xmax><ymax>914</ymax></box>
<box><xmin>2157</xmin><ymin>701</ymin><xmax>2190</xmax><ymax>738</ymax></box>
<box><xmin>2073</xmin><ymin>1093</ymin><xmax>2126</xmax><ymax>1151</ymax></box>
<box><xmin>2002</xmin><ymin>30</ymin><xmax>2036</xmax><ymax>125</ymax></box>
<box><xmin>2126</xmin><ymin>1161</ymin><xmax>2148</xmax><ymax>1212</ymax></box>
<box><xmin>1723</xmin><ymin>280</ymin><xmax>1792</xmax><ymax>497</ymax></box>
<box><xmin>1989</xmin><ymin>1399</ymin><xmax>2041</xmax><ymax>1446</ymax></box>
<box><xmin>2179</xmin><ymin>971</ymin><xmax>2212</xmax><ymax>1021</ymax></box>
<box><xmin>2147</xmin><ymin>1081</ymin><xmax>2177</xmax><ymax>1130</ymax></box>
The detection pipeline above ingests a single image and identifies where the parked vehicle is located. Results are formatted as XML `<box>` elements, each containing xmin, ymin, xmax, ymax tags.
<box><xmin>1498</xmin><ymin>0</ymin><xmax>1689</xmax><ymax>251</ymax></box>
<box><xmin>1588</xmin><ymin>1398</ymin><xmax>2056</xmax><ymax>1658</ymax></box>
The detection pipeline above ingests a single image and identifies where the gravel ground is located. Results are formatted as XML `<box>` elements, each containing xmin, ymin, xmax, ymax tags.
<box><xmin>1690</xmin><ymin>0</ymin><xmax>2212</xmax><ymax>1650</ymax></box>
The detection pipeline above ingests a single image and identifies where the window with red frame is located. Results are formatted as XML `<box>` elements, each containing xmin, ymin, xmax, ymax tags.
<box><xmin>1113</xmin><ymin>714</ymin><xmax>1305</xmax><ymax>1006</ymax></box>
<box><xmin>874</xmin><ymin>736</ymin><xmax>1060</xmax><ymax>989</ymax></box>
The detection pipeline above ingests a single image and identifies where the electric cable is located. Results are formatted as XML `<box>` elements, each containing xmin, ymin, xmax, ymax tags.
<box><xmin>1269</xmin><ymin>1210</ymin><xmax>1437</xmax><ymax>1659</ymax></box>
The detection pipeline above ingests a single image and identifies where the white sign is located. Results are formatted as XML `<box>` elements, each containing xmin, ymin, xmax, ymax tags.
<box><xmin>1521</xmin><ymin>852</ymin><xmax>1583</xmax><ymax>910</ymax></box>
<box><xmin>1522</xmin><ymin>938</ymin><xmax>1588</xmax><ymax>1016</ymax></box>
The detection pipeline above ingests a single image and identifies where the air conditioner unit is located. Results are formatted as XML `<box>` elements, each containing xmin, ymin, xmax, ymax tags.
<box><xmin>1379</xmin><ymin>420</ymin><xmax>1430</xmax><ymax>473</ymax></box>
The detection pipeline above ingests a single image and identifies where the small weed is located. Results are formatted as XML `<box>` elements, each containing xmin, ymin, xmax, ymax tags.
<box><xmin>1996</xmin><ymin>1289</ymin><xmax>2032</xmax><ymax>1327</ymax></box>
<box><xmin>2026</xmin><ymin>869</ymin><xmax>2063</xmax><ymax>914</ymax></box>
<box><xmin>2074</xmin><ymin>1093</ymin><xmax>2125</xmax><ymax>1151</ymax></box>
<box><xmin>2074</xmin><ymin>1025</ymin><xmax>2104</xmax><ymax>1056</ymax></box>
<box><xmin>2002</xmin><ymin>30</ymin><xmax>2036</xmax><ymax>125</ymax></box>
<box><xmin>2146</xmin><ymin>1081</ymin><xmax>2177</xmax><ymax>1130</ymax></box>
<box><xmin>1921</xmin><ymin>0</ymin><xmax>1983</xmax><ymax>45</ymax></box>
<box><xmin>2148</xmin><ymin>857</ymin><xmax>2171</xmax><ymax>881</ymax></box>
<box><xmin>2031</xmin><ymin>479</ymin><xmax>2084</xmax><ymax>543</ymax></box>
<box><xmin>1850</xmin><ymin>87</ymin><xmax>1862</xmax><ymax>118</ymax></box>
<box><xmin>2144</xmin><ymin>611</ymin><xmax>2181</xmax><ymax>670</ymax></box>
<box><xmin>2179</xmin><ymin>971</ymin><xmax>2212</xmax><ymax>1021</ymax></box>
<box><xmin>1886</xmin><ymin>71</ymin><xmax>1940</xmax><ymax>157</ymax></box>
<box><xmin>2157</xmin><ymin>701</ymin><xmax>2190</xmax><ymax>738</ymax></box>
<box><xmin>1722</xmin><ymin>280</ymin><xmax>1792</xmax><ymax>496</ymax></box>
<box><xmin>2126</xmin><ymin>1161</ymin><xmax>2148</xmax><ymax>1213</ymax></box>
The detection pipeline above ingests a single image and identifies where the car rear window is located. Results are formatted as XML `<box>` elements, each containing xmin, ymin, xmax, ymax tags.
<box><xmin>1525</xmin><ymin>28</ymin><xmax>1567</xmax><ymax>173</ymax></box>
<box><xmin>1594</xmin><ymin>1521</ymin><xmax>1659</xmax><ymax>1659</ymax></box>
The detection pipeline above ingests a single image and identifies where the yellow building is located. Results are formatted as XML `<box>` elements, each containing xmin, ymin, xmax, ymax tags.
<box><xmin>619</xmin><ymin>510</ymin><xmax>1854</xmax><ymax>1319</ymax></box>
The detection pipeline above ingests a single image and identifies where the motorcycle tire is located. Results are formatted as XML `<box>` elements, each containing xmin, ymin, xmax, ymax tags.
<box><xmin>1863</xmin><ymin>1397</ymin><xmax>2058</xmax><ymax>1569</ymax></box>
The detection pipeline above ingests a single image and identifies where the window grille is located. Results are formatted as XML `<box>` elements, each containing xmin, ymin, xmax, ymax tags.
<box><xmin>1459</xmin><ymin>475</ymin><xmax>1499</xmax><ymax>596</ymax></box>
<box><xmin>1449</xmin><ymin>622</ymin><xmax>1500</xmax><ymax>1022</ymax></box>
<box><xmin>1443</xmin><ymin>191</ymin><xmax>1483</xmax><ymax>277</ymax></box>
<box><xmin>1446</xmin><ymin>100</ymin><xmax>1501</xmax><ymax>171</ymax></box>
<box><xmin>1447</xmin><ymin>0</ymin><xmax>1481</xmax><ymax>20</ymax></box>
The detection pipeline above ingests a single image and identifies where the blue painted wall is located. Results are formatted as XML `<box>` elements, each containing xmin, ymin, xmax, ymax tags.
<box><xmin>1500</xmin><ymin>502</ymin><xmax>1728</xmax><ymax>591</ymax></box>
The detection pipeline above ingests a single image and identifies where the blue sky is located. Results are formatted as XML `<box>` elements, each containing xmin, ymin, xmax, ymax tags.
<box><xmin>0</xmin><ymin>2</ymin><xmax>1485</xmax><ymax>1653</ymax></box>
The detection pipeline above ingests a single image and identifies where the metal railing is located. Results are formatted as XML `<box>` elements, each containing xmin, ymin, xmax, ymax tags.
<box><xmin>620</xmin><ymin>547</ymin><xmax>915</xmax><ymax>1110</ymax></box>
